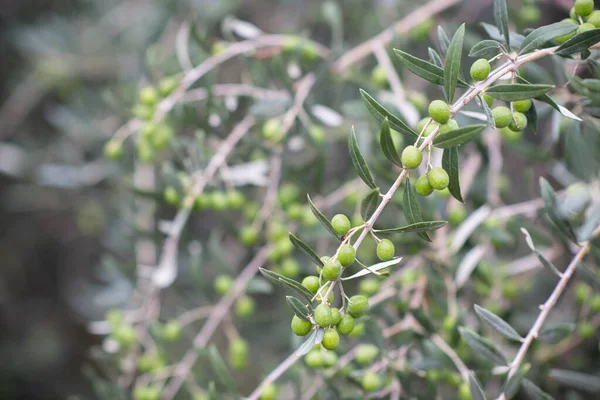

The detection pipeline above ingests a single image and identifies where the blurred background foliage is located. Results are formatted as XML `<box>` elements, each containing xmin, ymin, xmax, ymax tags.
<box><xmin>0</xmin><ymin>0</ymin><xmax>599</xmax><ymax>399</ymax></box>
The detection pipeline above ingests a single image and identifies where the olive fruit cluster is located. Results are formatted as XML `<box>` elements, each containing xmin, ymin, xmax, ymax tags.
<box><xmin>415</xmin><ymin>167</ymin><xmax>450</xmax><ymax>197</ymax></box>
<box><xmin>488</xmin><ymin>99</ymin><xmax>531</xmax><ymax>141</ymax></box>
<box><xmin>557</xmin><ymin>0</ymin><xmax>600</xmax><ymax>44</ymax></box>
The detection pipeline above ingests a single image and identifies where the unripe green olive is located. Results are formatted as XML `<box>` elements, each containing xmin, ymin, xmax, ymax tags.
<box><xmin>229</xmin><ymin>337</ymin><xmax>249</xmax><ymax>369</ymax></box>
<box><xmin>226</xmin><ymin>190</ymin><xmax>245</xmax><ymax>209</ymax></box>
<box><xmin>321</xmin><ymin>328</ymin><xmax>340</xmax><ymax>350</ymax></box>
<box><xmin>492</xmin><ymin>106</ymin><xmax>512</xmax><ymax>128</ymax></box>
<box><xmin>281</xmin><ymin>257</ymin><xmax>300</xmax><ymax>278</ymax></box>
<box><xmin>163</xmin><ymin>186</ymin><xmax>179</xmax><ymax>206</ymax></box>
<box><xmin>408</xmin><ymin>92</ymin><xmax>428</xmax><ymax>111</ymax></box>
<box><xmin>132</xmin><ymin>104</ymin><xmax>154</xmax><ymax>120</ymax></box>
<box><xmin>500</xmin><ymin>126</ymin><xmax>522</xmax><ymax>143</ymax></box>
<box><xmin>470</xmin><ymin>58</ymin><xmax>491</xmax><ymax>81</ymax></box>
<box><xmin>113</xmin><ymin>325</ymin><xmax>137</xmax><ymax>347</ymax></box>
<box><xmin>575</xmin><ymin>0</ymin><xmax>594</xmax><ymax>17</ymax></box>
<box><xmin>309</xmin><ymin>124</ymin><xmax>325</xmax><ymax>144</ymax></box>
<box><xmin>371</xmin><ymin>65</ymin><xmax>387</xmax><ymax>86</ymax></box>
<box><xmin>588</xmin><ymin>10</ymin><xmax>600</xmax><ymax>27</ymax></box>
<box><xmin>291</xmin><ymin>315</ymin><xmax>313</xmax><ymax>336</ymax></box>
<box><xmin>331</xmin><ymin>214</ymin><xmax>351</xmax><ymax>235</ymax></box>
<box><xmin>278</xmin><ymin>183</ymin><xmax>299</xmax><ymax>207</ymax></box>
<box><xmin>235</xmin><ymin>295</ymin><xmax>255</xmax><ymax>318</ymax></box>
<box><xmin>262</xmin><ymin>119</ymin><xmax>283</xmax><ymax>142</ymax></box>
<box><xmin>427</xmin><ymin>167</ymin><xmax>449</xmax><ymax>190</ymax></box>
<box><xmin>415</xmin><ymin>175</ymin><xmax>434</xmax><ymax>196</ymax></box>
<box><xmin>359</xmin><ymin>278</ymin><xmax>380</xmax><ymax>297</ymax></box>
<box><xmin>347</xmin><ymin>295</ymin><xmax>369</xmax><ymax>318</ymax></box>
<box><xmin>337</xmin><ymin>244</ymin><xmax>356</xmax><ymax>267</ymax></box>
<box><xmin>136</xmin><ymin>139</ymin><xmax>154</xmax><ymax>163</ymax></box>
<box><xmin>555</xmin><ymin>19</ymin><xmax>578</xmax><ymax>43</ymax></box>
<box><xmin>137</xmin><ymin>352</ymin><xmax>163</xmax><ymax>373</ymax></box>
<box><xmin>214</xmin><ymin>274</ymin><xmax>233</xmax><ymax>296</ymax></box>
<box><xmin>349</xmin><ymin>321</ymin><xmax>365</xmax><ymax>338</ymax></box>
<box><xmin>330</xmin><ymin>308</ymin><xmax>342</xmax><ymax>326</ymax></box>
<box><xmin>210</xmin><ymin>191</ymin><xmax>227</xmax><ymax>211</ymax></box>
<box><xmin>578</xmin><ymin>22</ymin><xmax>596</xmax><ymax>34</ymax></box>
<box><xmin>302</xmin><ymin>276</ymin><xmax>320</xmax><ymax>293</ymax></box>
<box><xmin>322</xmin><ymin>259</ymin><xmax>342</xmax><ymax>281</ymax></box>
<box><xmin>416</xmin><ymin>117</ymin><xmax>430</xmax><ymax>133</ymax></box>
<box><xmin>519</xmin><ymin>5</ymin><xmax>541</xmax><ymax>25</ymax></box>
<box><xmin>355</xmin><ymin>344</ymin><xmax>379</xmax><ymax>365</ymax></box>
<box><xmin>152</xmin><ymin>124</ymin><xmax>173</xmax><ymax>150</ymax></box>
<box><xmin>362</xmin><ymin>371</ymin><xmax>381</xmax><ymax>392</ymax></box>
<box><xmin>439</xmin><ymin>119</ymin><xmax>459</xmax><ymax>134</ymax></box>
<box><xmin>508</xmin><ymin>112</ymin><xmax>527</xmax><ymax>132</ymax></box>
<box><xmin>429</xmin><ymin>100</ymin><xmax>451</xmax><ymax>124</ymax></box>
<box><xmin>458</xmin><ymin>382</ymin><xmax>472</xmax><ymax>400</ymax></box>
<box><xmin>482</xmin><ymin>93</ymin><xmax>495</xmax><ymax>107</ymax></box>
<box><xmin>286</xmin><ymin>203</ymin><xmax>304</xmax><ymax>221</ymax></box>
<box><xmin>578</xmin><ymin>321</ymin><xmax>594</xmax><ymax>339</ymax></box>
<box><xmin>139</xmin><ymin>86</ymin><xmax>159</xmax><ymax>106</ymax></box>
<box><xmin>240</xmin><ymin>226</ymin><xmax>259</xmax><ymax>246</ymax></box>
<box><xmin>575</xmin><ymin>283</ymin><xmax>592</xmax><ymax>304</ymax></box>
<box><xmin>448</xmin><ymin>204</ymin><xmax>467</xmax><ymax>225</ymax></box>
<box><xmin>260</xmin><ymin>383</ymin><xmax>277</xmax><ymax>400</ymax></box>
<box><xmin>314</xmin><ymin>304</ymin><xmax>333</xmax><ymax>327</ymax></box>
<box><xmin>133</xmin><ymin>386</ymin><xmax>161</xmax><ymax>400</ymax></box>
<box><xmin>376</xmin><ymin>239</ymin><xmax>395</xmax><ymax>261</ymax></box>
<box><xmin>591</xmin><ymin>295</ymin><xmax>600</xmax><ymax>313</ymax></box>
<box><xmin>158</xmin><ymin>76</ymin><xmax>178</xmax><ymax>97</ymax></box>
<box><xmin>161</xmin><ymin>320</ymin><xmax>182</xmax><ymax>341</ymax></box>
<box><xmin>104</xmin><ymin>140</ymin><xmax>123</xmax><ymax>160</ymax></box>
<box><xmin>512</xmin><ymin>99</ymin><xmax>532</xmax><ymax>113</ymax></box>
<box><xmin>336</xmin><ymin>314</ymin><xmax>355</xmax><ymax>335</ymax></box>
<box><xmin>322</xmin><ymin>350</ymin><xmax>338</xmax><ymax>368</ymax></box>
<box><xmin>401</xmin><ymin>145</ymin><xmax>423</xmax><ymax>169</ymax></box>
<box><xmin>304</xmin><ymin>350</ymin><xmax>324</xmax><ymax>368</ymax></box>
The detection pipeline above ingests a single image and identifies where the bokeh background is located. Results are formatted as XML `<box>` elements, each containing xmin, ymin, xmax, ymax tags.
<box><xmin>0</xmin><ymin>0</ymin><xmax>588</xmax><ymax>399</ymax></box>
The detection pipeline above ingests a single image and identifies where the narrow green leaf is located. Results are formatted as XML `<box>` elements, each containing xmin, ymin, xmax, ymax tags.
<box><xmin>459</xmin><ymin>327</ymin><xmax>508</xmax><ymax>365</ymax></box>
<box><xmin>289</xmin><ymin>232</ymin><xmax>324</xmax><ymax>267</ymax></box>
<box><xmin>474</xmin><ymin>304</ymin><xmax>523</xmax><ymax>342</ymax></box>
<box><xmin>208</xmin><ymin>345</ymin><xmax>238</xmax><ymax>392</ymax></box>
<box><xmin>295</xmin><ymin>328</ymin><xmax>318</xmax><ymax>356</ymax></box>
<box><xmin>588</xmin><ymin>58</ymin><xmax>600</xmax><ymax>78</ymax></box>
<box><xmin>524</xmin><ymin>101</ymin><xmax>538</xmax><ymax>133</ymax></box>
<box><xmin>478</xmin><ymin>94</ymin><xmax>496</xmax><ymax>127</ymax></box>
<box><xmin>469</xmin><ymin>39</ymin><xmax>504</xmax><ymax>58</ymax></box>
<box><xmin>516</xmin><ymin>76</ymin><xmax>582</xmax><ymax>121</ymax></box>
<box><xmin>549</xmin><ymin>369</ymin><xmax>600</xmax><ymax>393</ymax></box>
<box><xmin>519</xmin><ymin>22</ymin><xmax>578</xmax><ymax>55</ymax></box>
<box><xmin>438</xmin><ymin>26</ymin><xmax>451</xmax><ymax>56</ymax></box>
<box><xmin>577</xmin><ymin>262</ymin><xmax>600</xmax><ymax>290</ymax></box>
<box><xmin>469</xmin><ymin>373</ymin><xmax>487</xmax><ymax>400</ymax></box>
<box><xmin>286</xmin><ymin>296</ymin><xmax>311</xmax><ymax>321</ymax></box>
<box><xmin>259</xmin><ymin>268</ymin><xmax>314</xmax><ymax>303</ymax></box>
<box><xmin>379</xmin><ymin>118</ymin><xmax>402</xmax><ymax>167</ymax></box>
<box><xmin>349</xmin><ymin>127</ymin><xmax>377</xmax><ymax>190</ymax></box>
<box><xmin>481</xmin><ymin>23</ymin><xmax>524</xmax><ymax>48</ymax></box>
<box><xmin>411</xmin><ymin>308</ymin><xmax>435</xmax><ymax>334</ymax></box>
<box><xmin>307</xmin><ymin>194</ymin><xmax>340</xmax><ymax>240</ymax></box>
<box><xmin>503</xmin><ymin>365</ymin><xmax>529</xmax><ymax>399</ymax></box>
<box><xmin>555</xmin><ymin>29</ymin><xmax>600</xmax><ymax>56</ymax></box>
<box><xmin>394</xmin><ymin>49</ymin><xmax>469</xmax><ymax>87</ymax></box>
<box><xmin>359</xmin><ymin>89</ymin><xmax>418</xmax><ymax>137</ymax></box>
<box><xmin>522</xmin><ymin>379</ymin><xmax>555</xmax><ymax>400</ymax></box>
<box><xmin>403</xmin><ymin>177</ymin><xmax>431</xmax><ymax>242</ymax></box>
<box><xmin>582</xmin><ymin>78</ymin><xmax>600</xmax><ymax>92</ymax></box>
<box><xmin>433</xmin><ymin>124</ymin><xmax>486</xmax><ymax>148</ymax></box>
<box><xmin>538</xmin><ymin>323</ymin><xmax>576</xmax><ymax>344</ymax></box>
<box><xmin>375</xmin><ymin>221</ymin><xmax>447</xmax><ymax>234</ymax></box>
<box><xmin>442</xmin><ymin>147</ymin><xmax>464</xmax><ymax>202</ymax></box>
<box><xmin>539</xmin><ymin>178</ymin><xmax>578</xmax><ymax>243</ymax></box>
<box><xmin>486</xmin><ymin>84</ymin><xmax>553</xmax><ymax>101</ymax></box>
<box><xmin>521</xmin><ymin>228</ymin><xmax>562</xmax><ymax>277</ymax></box>
<box><xmin>341</xmin><ymin>258</ymin><xmax>402</xmax><ymax>281</ymax></box>
<box><xmin>493</xmin><ymin>0</ymin><xmax>510</xmax><ymax>48</ymax></box>
<box><xmin>444</xmin><ymin>24</ymin><xmax>465</xmax><ymax>102</ymax></box>
<box><xmin>361</xmin><ymin>189</ymin><xmax>381</xmax><ymax>221</ymax></box>
<box><xmin>428</xmin><ymin>47</ymin><xmax>444</xmax><ymax>68</ymax></box>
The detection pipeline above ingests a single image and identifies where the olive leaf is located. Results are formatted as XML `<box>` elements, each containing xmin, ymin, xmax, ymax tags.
<box><xmin>307</xmin><ymin>194</ymin><xmax>340</xmax><ymax>240</ymax></box>
<box><xmin>394</xmin><ymin>49</ymin><xmax>469</xmax><ymax>87</ymax></box>
<box><xmin>379</xmin><ymin>118</ymin><xmax>402</xmax><ymax>167</ymax></box>
<box><xmin>516</xmin><ymin>76</ymin><xmax>581</xmax><ymax>121</ymax></box>
<box><xmin>486</xmin><ymin>84</ymin><xmax>554</xmax><ymax>101</ymax></box>
<box><xmin>403</xmin><ymin>177</ymin><xmax>431</xmax><ymax>242</ymax></box>
<box><xmin>349</xmin><ymin>127</ymin><xmax>377</xmax><ymax>190</ymax></box>
<box><xmin>521</xmin><ymin>379</ymin><xmax>555</xmax><ymax>400</ymax></box>
<box><xmin>555</xmin><ymin>28</ymin><xmax>600</xmax><ymax>56</ymax></box>
<box><xmin>428</xmin><ymin>47</ymin><xmax>444</xmax><ymax>68</ymax></box>
<box><xmin>361</xmin><ymin>189</ymin><xmax>381</xmax><ymax>221</ymax></box>
<box><xmin>259</xmin><ymin>268</ymin><xmax>314</xmax><ymax>303</ymax></box>
<box><xmin>519</xmin><ymin>22</ymin><xmax>578</xmax><ymax>55</ymax></box>
<box><xmin>437</xmin><ymin>25</ymin><xmax>451</xmax><ymax>56</ymax></box>
<box><xmin>459</xmin><ymin>327</ymin><xmax>508</xmax><ymax>365</ymax></box>
<box><xmin>469</xmin><ymin>372</ymin><xmax>487</xmax><ymax>400</ymax></box>
<box><xmin>360</xmin><ymin>89</ymin><xmax>418</xmax><ymax>137</ymax></box>
<box><xmin>520</xmin><ymin>228</ymin><xmax>562</xmax><ymax>277</ymax></box>
<box><xmin>286</xmin><ymin>296</ymin><xmax>311</xmax><ymax>321</ymax></box>
<box><xmin>549</xmin><ymin>369</ymin><xmax>600</xmax><ymax>393</ymax></box>
<box><xmin>341</xmin><ymin>258</ymin><xmax>402</xmax><ymax>281</ymax></box>
<box><xmin>503</xmin><ymin>365</ymin><xmax>530</xmax><ymax>399</ymax></box>
<box><xmin>442</xmin><ymin>147</ymin><xmax>464</xmax><ymax>202</ymax></box>
<box><xmin>208</xmin><ymin>345</ymin><xmax>239</xmax><ymax>392</ymax></box>
<box><xmin>469</xmin><ymin>40</ymin><xmax>504</xmax><ymax>58</ymax></box>
<box><xmin>433</xmin><ymin>124</ymin><xmax>486</xmax><ymax>148</ymax></box>
<box><xmin>493</xmin><ymin>0</ymin><xmax>510</xmax><ymax>49</ymax></box>
<box><xmin>538</xmin><ymin>323</ymin><xmax>576</xmax><ymax>344</ymax></box>
<box><xmin>295</xmin><ymin>328</ymin><xmax>318</xmax><ymax>356</ymax></box>
<box><xmin>288</xmin><ymin>232</ymin><xmax>324</xmax><ymax>267</ymax></box>
<box><xmin>444</xmin><ymin>23</ymin><xmax>465</xmax><ymax>102</ymax></box>
<box><xmin>374</xmin><ymin>221</ymin><xmax>447</xmax><ymax>234</ymax></box>
<box><xmin>539</xmin><ymin>178</ymin><xmax>578</xmax><ymax>244</ymax></box>
<box><xmin>474</xmin><ymin>304</ymin><xmax>523</xmax><ymax>342</ymax></box>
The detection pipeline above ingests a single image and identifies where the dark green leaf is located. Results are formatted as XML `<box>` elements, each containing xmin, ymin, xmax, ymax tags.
<box><xmin>521</xmin><ymin>228</ymin><xmax>562</xmax><ymax>277</ymax></box>
<box><xmin>577</xmin><ymin>262</ymin><xmax>600</xmax><ymax>290</ymax></box>
<box><xmin>539</xmin><ymin>178</ymin><xmax>578</xmax><ymax>243</ymax></box>
<box><xmin>469</xmin><ymin>40</ymin><xmax>504</xmax><ymax>58</ymax></box>
<box><xmin>394</xmin><ymin>49</ymin><xmax>469</xmax><ymax>87</ymax></box>
<box><xmin>411</xmin><ymin>308</ymin><xmax>435</xmax><ymax>334</ymax></box>
<box><xmin>481</xmin><ymin>23</ymin><xmax>524</xmax><ymax>48</ymax></box>
<box><xmin>555</xmin><ymin>29</ymin><xmax>600</xmax><ymax>56</ymax></box>
<box><xmin>403</xmin><ymin>177</ymin><xmax>431</xmax><ymax>242</ymax></box>
<box><xmin>208</xmin><ymin>345</ymin><xmax>238</xmax><ymax>392</ymax></box>
<box><xmin>459</xmin><ymin>327</ymin><xmax>508</xmax><ymax>365</ymax></box>
<box><xmin>289</xmin><ymin>232</ymin><xmax>324</xmax><ymax>267</ymax></box>
<box><xmin>295</xmin><ymin>328</ymin><xmax>318</xmax><ymax>356</ymax></box>
<box><xmin>361</xmin><ymin>189</ymin><xmax>381</xmax><ymax>221</ymax></box>
<box><xmin>375</xmin><ymin>221</ymin><xmax>447</xmax><ymax>234</ymax></box>
<box><xmin>589</xmin><ymin>58</ymin><xmax>600</xmax><ymax>78</ymax></box>
<box><xmin>469</xmin><ymin>372</ymin><xmax>487</xmax><ymax>400</ymax></box>
<box><xmin>442</xmin><ymin>147</ymin><xmax>464</xmax><ymax>202</ymax></box>
<box><xmin>433</xmin><ymin>124</ymin><xmax>486</xmax><ymax>148</ymax></box>
<box><xmin>478</xmin><ymin>94</ymin><xmax>495</xmax><ymax>127</ymax></box>
<box><xmin>522</xmin><ymin>379</ymin><xmax>555</xmax><ymax>400</ymax></box>
<box><xmin>524</xmin><ymin>102</ymin><xmax>537</xmax><ymax>133</ymax></box>
<box><xmin>519</xmin><ymin>22</ymin><xmax>578</xmax><ymax>55</ymax></box>
<box><xmin>307</xmin><ymin>194</ymin><xmax>340</xmax><ymax>240</ymax></box>
<box><xmin>349</xmin><ymin>127</ymin><xmax>377</xmax><ymax>190</ymax></box>
<box><xmin>493</xmin><ymin>0</ymin><xmax>510</xmax><ymax>48</ymax></box>
<box><xmin>259</xmin><ymin>268</ymin><xmax>314</xmax><ymax>303</ymax></box>
<box><xmin>438</xmin><ymin>26</ymin><xmax>451</xmax><ymax>56</ymax></box>
<box><xmin>504</xmin><ymin>365</ymin><xmax>529</xmax><ymax>399</ymax></box>
<box><xmin>286</xmin><ymin>296</ymin><xmax>311</xmax><ymax>320</ymax></box>
<box><xmin>486</xmin><ymin>84</ymin><xmax>554</xmax><ymax>101</ymax></box>
<box><xmin>582</xmin><ymin>78</ymin><xmax>600</xmax><ymax>92</ymax></box>
<box><xmin>359</xmin><ymin>89</ymin><xmax>418</xmax><ymax>137</ymax></box>
<box><xmin>538</xmin><ymin>323</ymin><xmax>575</xmax><ymax>344</ymax></box>
<box><xmin>579</xmin><ymin>206</ymin><xmax>600</xmax><ymax>240</ymax></box>
<box><xmin>516</xmin><ymin>76</ymin><xmax>581</xmax><ymax>121</ymax></box>
<box><xmin>379</xmin><ymin>118</ymin><xmax>402</xmax><ymax>167</ymax></box>
<box><xmin>428</xmin><ymin>47</ymin><xmax>444</xmax><ymax>68</ymax></box>
<box><xmin>444</xmin><ymin>24</ymin><xmax>465</xmax><ymax>102</ymax></box>
<box><xmin>549</xmin><ymin>369</ymin><xmax>600</xmax><ymax>393</ymax></box>
<box><xmin>474</xmin><ymin>304</ymin><xmax>523</xmax><ymax>342</ymax></box>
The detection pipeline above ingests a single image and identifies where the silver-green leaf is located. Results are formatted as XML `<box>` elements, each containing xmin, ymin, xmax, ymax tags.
<box><xmin>540</xmin><ymin>178</ymin><xmax>578</xmax><ymax>243</ymax></box>
<box><xmin>433</xmin><ymin>124</ymin><xmax>486</xmax><ymax>148</ymax></box>
<box><xmin>361</xmin><ymin>189</ymin><xmax>381</xmax><ymax>221</ymax></box>
<box><xmin>286</xmin><ymin>296</ymin><xmax>311</xmax><ymax>321</ymax></box>
<box><xmin>493</xmin><ymin>0</ymin><xmax>510</xmax><ymax>49</ymax></box>
<box><xmin>469</xmin><ymin>372</ymin><xmax>487</xmax><ymax>400</ymax></box>
<box><xmin>444</xmin><ymin>24</ymin><xmax>465</xmax><ymax>102</ymax></box>
<box><xmin>459</xmin><ymin>327</ymin><xmax>508</xmax><ymax>365</ymax></box>
<box><xmin>442</xmin><ymin>147</ymin><xmax>464</xmax><ymax>202</ymax></box>
<box><xmin>360</xmin><ymin>89</ymin><xmax>418</xmax><ymax>137</ymax></box>
<box><xmin>522</xmin><ymin>378</ymin><xmax>555</xmax><ymax>400</ymax></box>
<box><xmin>474</xmin><ymin>304</ymin><xmax>523</xmax><ymax>342</ymax></box>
